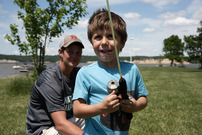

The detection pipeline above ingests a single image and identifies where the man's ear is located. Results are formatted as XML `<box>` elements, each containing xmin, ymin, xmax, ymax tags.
<box><xmin>58</xmin><ymin>48</ymin><xmax>63</xmax><ymax>56</ymax></box>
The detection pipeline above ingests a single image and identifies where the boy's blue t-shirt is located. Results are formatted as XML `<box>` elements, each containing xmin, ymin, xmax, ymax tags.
<box><xmin>73</xmin><ymin>61</ymin><xmax>148</xmax><ymax>135</ymax></box>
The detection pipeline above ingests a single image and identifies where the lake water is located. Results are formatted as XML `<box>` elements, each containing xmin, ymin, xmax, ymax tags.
<box><xmin>0</xmin><ymin>62</ymin><xmax>90</xmax><ymax>78</ymax></box>
<box><xmin>0</xmin><ymin>62</ymin><xmax>200</xmax><ymax>78</ymax></box>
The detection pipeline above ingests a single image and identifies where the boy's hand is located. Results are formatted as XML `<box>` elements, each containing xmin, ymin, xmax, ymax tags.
<box><xmin>101</xmin><ymin>91</ymin><xmax>120</xmax><ymax>113</ymax></box>
<box><xmin>120</xmin><ymin>98</ymin><xmax>135</xmax><ymax>113</ymax></box>
<box><xmin>120</xmin><ymin>96</ymin><xmax>148</xmax><ymax>113</ymax></box>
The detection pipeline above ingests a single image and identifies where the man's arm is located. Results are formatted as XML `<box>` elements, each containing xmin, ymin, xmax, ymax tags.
<box><xmin>50</xmin><ymin>111</ymin><xmax>83</xmax><ymax>135</ymax></box>
<box><xmin>73</xmin><ymin>91</ymin><xmax>120</xmax><ymax>118</ymax></box>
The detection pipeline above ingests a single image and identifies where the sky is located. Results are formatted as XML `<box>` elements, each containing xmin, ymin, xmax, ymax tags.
<box><xmin>0</xmin><ymin>0</ymin><xmax>201</xmax><ymax>56</ymax></box>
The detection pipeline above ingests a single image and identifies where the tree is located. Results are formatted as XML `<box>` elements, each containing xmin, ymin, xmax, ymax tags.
<box><xmin>163</xmin><ymin>35</ymin><xmax>184</xmax><ymax>66</ymax></box>
<box><xmin>4</xmin><ymin>0</ymin><xmax>87</xmax><ymax>76</ymax></box>
<box><xmin>184</xmin><ymin>21</ymin><xmax>202</xmax><ymax>68</ymax></box>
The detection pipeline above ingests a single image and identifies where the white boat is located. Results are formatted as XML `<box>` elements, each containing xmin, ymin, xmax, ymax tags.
<box><xmin>19</xmin><ymin>65</ymin><xmax>28</xmax><ymax>72</ymax></box>
<box><xmin>13</xmin><ymin>65</ymin><xmax>22</xmax><ymax>69</ymax></box>
<box><xmin>19</xmin><ymin>65</ymin><xmax>34</xmax><ymax>72</ymax></box>
<box><xmin>20</xmin><ymin>68</ymin><xmax>28</xmax><ymax>72</ymax></box>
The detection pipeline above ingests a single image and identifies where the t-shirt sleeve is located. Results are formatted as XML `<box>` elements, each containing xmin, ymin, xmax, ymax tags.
<box><xmin>36</xmin><ymin>76</ymin><xmax>65</xmax><ymax>113</ymax></box>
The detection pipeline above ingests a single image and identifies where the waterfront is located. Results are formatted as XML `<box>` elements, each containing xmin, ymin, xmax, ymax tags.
<box><xmin>0</xmin><ymin>62</ymin><xmax>90</xmax><ymax>78</ymax></box>
<box><xmin>0</xmin><ymin>62</ymin><xmax>200</xmax><ymax>78</ymax></box>
<box><xmin>0</xmin><ymin>62</ymin><xmax>53</xmax><ymax>78</ymax></box>
<box><xmin>0</xmin><ymin>62</ymin><xmax>24</xmax><ymax>78</ymax></box>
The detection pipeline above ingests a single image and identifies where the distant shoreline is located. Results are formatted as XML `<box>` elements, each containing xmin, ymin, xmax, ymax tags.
<box><xmin>0</xmin><ymin>74</ymin><xmax>19</xmax><ymax>79</ymax></box>
<box><xmin>84</xmin><ymin>58</ymin><xmax>191</xmax><ymax>65</ymax></box>
<box><xmin>0</xmin><ymin>58</ymin><xmax>195</xmax><ymax>65</ymax></box>
<box><xmin>0</xmin><ymin>59</ymin><xmax>19</xmax><ymax>63</ymax></box>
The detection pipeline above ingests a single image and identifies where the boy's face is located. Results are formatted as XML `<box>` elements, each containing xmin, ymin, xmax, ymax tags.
<box><xmin>91</xmin><ymin>29</ymin><xmax>124</xmax><ymax>68</ymax></box>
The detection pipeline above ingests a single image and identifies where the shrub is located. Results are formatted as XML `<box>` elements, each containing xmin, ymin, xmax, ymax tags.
<box><xmin>7</xmin><ymin>74</ymin><xmax>35</xmax><ymax>95</ymax></box>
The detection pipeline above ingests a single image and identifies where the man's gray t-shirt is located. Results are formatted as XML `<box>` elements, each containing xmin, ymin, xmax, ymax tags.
<box><xmin>26</xmin><ymin>62</ymin><xmax>79</xmax><ymax>135</ymax></box>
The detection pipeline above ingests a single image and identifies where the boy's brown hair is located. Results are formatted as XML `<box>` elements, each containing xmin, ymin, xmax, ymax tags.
<box><xmin>87</xmin><ymin>8</ymin><xmax>127</xmax><ymax>45</ymax></box>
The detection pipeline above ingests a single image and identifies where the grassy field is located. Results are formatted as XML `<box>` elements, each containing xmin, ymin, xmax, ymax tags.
<box><xmin>0</xmin><ymin>66</ymin><xmax>201</xmax><ymax>135</ymax></box>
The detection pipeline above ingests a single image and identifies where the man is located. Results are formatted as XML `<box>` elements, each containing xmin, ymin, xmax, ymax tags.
<box><xmin>26</xmin><ymin>35</ymin><xmax>85</xmax><ymax>135</ymax></box>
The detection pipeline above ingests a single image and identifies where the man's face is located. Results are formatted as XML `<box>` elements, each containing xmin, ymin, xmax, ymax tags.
<box><xmin>60</xmin><ymin>44</ymin><xmax>82</xmax><ymax>68</ymax></box>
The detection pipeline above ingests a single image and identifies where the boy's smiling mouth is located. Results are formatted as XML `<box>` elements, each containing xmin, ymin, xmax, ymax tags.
<box><xmin>100</xmin><ymin>49</ymin><xmax>112</xmax><ymax>55</ymax></box>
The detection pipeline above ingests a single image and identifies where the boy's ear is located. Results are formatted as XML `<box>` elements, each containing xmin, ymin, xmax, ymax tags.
<box><xmin>120</xmin><ymin>43</ymin><xmax>125</xmax><ymax>52</ymax></box>
<box><xmin>122</xmin><ymin>43</ymin><xmax>125</xmax><ymax>49</ymax></box>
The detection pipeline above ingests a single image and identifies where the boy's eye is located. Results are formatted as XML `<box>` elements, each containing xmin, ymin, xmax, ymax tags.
<box><xmin>107</xmin><ymin>35</ymin><xmax>113</xmax><ymax>40</ymax></box>
<box><xmin>94</xmin><ymin>35</ymin><xmax>102</xmax><ymax>40</ymax></box>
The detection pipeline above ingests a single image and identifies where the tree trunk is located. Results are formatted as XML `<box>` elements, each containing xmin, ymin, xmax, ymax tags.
<box><xmin>37</xmin><ymin>44</ymin><xmax>46</xmax><ymax>75</ymax></box>
<box><xmin>171</xmin><ymin>60</ymin><xmax>173</xmax><ymax>66</ymax></box>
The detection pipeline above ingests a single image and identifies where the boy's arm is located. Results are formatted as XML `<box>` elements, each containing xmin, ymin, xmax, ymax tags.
<box><xmin>73</xmin><ymin>91</ymin><xmax>120</xmax><ymax>118</ymax></box>
<box><xmin>120</xmin><ymin>96</ymin><xmax>148</xmax><ymax>113</ymax></box>
<box><xmin>50</xmin><ymin>111</ymin><xmax>83</xmax><ymax>135</ymax></box>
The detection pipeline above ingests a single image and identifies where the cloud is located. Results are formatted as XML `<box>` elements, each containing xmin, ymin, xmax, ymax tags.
<box><xmin>139</xmin><ymin>0</ymin><xmax>179</xmax><ymax>8</ymax></box>
<box><xmin>192</xmin><ymin>8</ymin><xmax>202</xmax><ymax>20</ymax></box>
<box><xmin>164</xmin><ymin>17</ymin><xmax>199</xmax><ymax>26</ymax></box>
<box><xmin>87</xmin><ymin>0</ymin><xmax>134</xmax><ymax>7</ymax></box>
<box><xmin>123</xmin><ymin>12</ymin><xmax>140</xmax><ymax>21</ymax></box>
<box><xmin>158</xmin><ymin>12</ymin><xmax>175</xmax><ymax>19</ymax></box>
<box><xmin>143</xmin><ymin>28</ymin><xmax>155</xmax><ymax>32</ymax></box>
<box><xmin>77</xmin><ymin>19</ymin><xmax>88</xmax><ymax>28</ymax></box>
<box><xmin>12</xmin><ymin>50</ymin><xmax>20</xmax><ymax>55</ymax></box>
<box><xmin>158</xmin><ymin>11</ymin><xmax>186</xmax><ymax>19</ymax></box>
<box><xmin>4</xmin><ymin>38</ymin><xmax>10</xmax><ymax>44</ymax></box>
<box><xmin>187</xmin><ymin>0</ymin><xmax>202</xmax><ymax>13</ymax></box>
<box><xmin>158</xmin><ymin>10</ymin><xmax>200</xmax><ymax>27</ymax></box>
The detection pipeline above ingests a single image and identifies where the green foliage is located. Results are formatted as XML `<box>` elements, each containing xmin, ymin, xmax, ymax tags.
<box><xmin>163</xmin><ymin>35</ymin><xmax>184</xmax><ymax>66</ymax></box>
<box><xmin>184</xmin><ymin>20</ymin><xmax>202</xmax><ymax>68</ymax></box>
<box><xmin>6</xmin><ymin>74</ymin><xmax>35</xmax><ymax>95</ymax></box>
<box><xmin>4</xmin><ymin>0</ymin><xmax>87</xmax><ymax>75</ymax></box>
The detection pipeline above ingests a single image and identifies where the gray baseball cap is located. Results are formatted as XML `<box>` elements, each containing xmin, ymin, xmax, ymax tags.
<box><xmin>59</xmin><ymin>35</ymin><xmax>84</xmax><ymax>48</ymax></box>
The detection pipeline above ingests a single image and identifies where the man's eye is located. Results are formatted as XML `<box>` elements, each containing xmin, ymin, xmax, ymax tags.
<box><xmin>76</xmin><ymin>52</ymin><xmax>82</xmax><ymax>56</ymax></box>
<box><xmin>66</xmin><ymin>51</ymin><xmax>73</xmax><ymax>55</ymax></box>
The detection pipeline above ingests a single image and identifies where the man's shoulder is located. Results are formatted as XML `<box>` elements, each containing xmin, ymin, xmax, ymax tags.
<box><xmin>73</xmin><ymin>66</ymin><xmax>81</xmax><ymax>72</ymax></box>
<box><xmin>37</xmin><ymin>63</ymin><xmax>61</xmax><ymax>83</ymax></box>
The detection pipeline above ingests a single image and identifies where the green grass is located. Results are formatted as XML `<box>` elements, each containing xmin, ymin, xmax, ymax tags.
<box><xmin>129</xmin><ymin>66</ymin><xmax>202</xmax><ymax>135</ymax></box>
<box><xmin>0</xmin><ymin>77</ymin><xmax>31</xmax><ymax>135</ymax></box>
<box><xmin>0</xmin><ymin>66</ymin><xmax>202</xmax><ymax>135</ymax></box>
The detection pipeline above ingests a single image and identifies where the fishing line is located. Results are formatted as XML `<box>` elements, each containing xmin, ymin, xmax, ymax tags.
<box><xmin>106</xmin><ymin>0</ymin><xmax>122</xmax><ymax>78</ymax></box>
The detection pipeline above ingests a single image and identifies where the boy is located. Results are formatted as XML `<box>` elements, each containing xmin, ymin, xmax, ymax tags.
<box><xmin>26</xmin><ymin>35</ymin><xmax>85</xmax><ymax>135</ymax></box>
<box><xmin>73</xmin><ymin>9</ymin><xmax>148</xmax><ymax>135</ymax></box>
